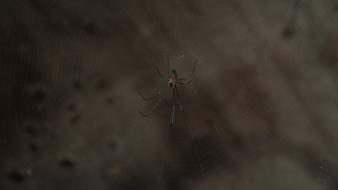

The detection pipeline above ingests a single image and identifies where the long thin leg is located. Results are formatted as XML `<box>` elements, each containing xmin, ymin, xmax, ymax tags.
<box><xmin>156</xmin><ymin>68</ymin><xmax>166</xmax><ymax>80</ymax></box>
<box><xmin>139</xmin><ymin>85</ymin><xmax>167</xmax><ymax>117</ymax></box>
<box><xmin>189</xmin><ymin>58</ymin><xmax>198</xmax><ymax>76</ymax></box>
<box><xmin>166</xmin><ymin>53</ymin><xmax>172</xmax><ymax>73</ymax></box>
<box><xmin>177</xmin><ymin>78</ymin><xmax>192</xmax><ymax>84</ymax></box>
<box><xmin>170</xmin><ymin>104</ymin><xmax>175</xmax><ymax>127</ymax></box>
<box><xmin>186</xmin><ymin>77</ymin><xmax>194</xmax><ymax>85</ymax></box>
<box><xmin>170</xmin><ymin>88</ymin><xmax>176</xmax><ymax>127</ymax></box>
<box><xmin>139</xmin><ymin>82</ymin><xmax>167</xmax><ymax>101</ymax></box>
<box><xmin>175</xmin><ymin>86</ymin><xmax>184</xmax><ymax>112</ymax></box>
<box><xmin>139</xmin><ymin>91</ymin><xmax>165</xmax><ymax>117</ymax></box>
<box><xmin>176</xmin><ymin>81</ymin><xmax>184</xmax><ymax>85</ymax></box>
<box><xmin>183</xmin><ymin>59</ymin><xmax>198</xmax><ymax>85</ymax></box>
<box><xmin>176</xmin><ymin>59</ymin><xmax>198</xmax><ymax>84</ymax></box>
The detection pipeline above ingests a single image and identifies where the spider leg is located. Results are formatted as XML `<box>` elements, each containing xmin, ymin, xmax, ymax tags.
<box><xmin>182</xmin><ymin>58</ymin><xmax>198</xmax><ymax>85</ymax></box>
<box><xmin>170</xmin><ymin>104</ymin><xmax>175</xmax><ymax>127</ymax></box>
<box><xmin>139</xmin><ymin>90</ymin><xmax>158</xmax><ymax>101</ymax></box>
<box><xmin>156</xmin><ymin>68</ymin><xmax>166</xmax><ymax>80</ymax></box>
<box><xmin>139</xmin><ymin>82</ymin><xmax>167</xmax><ymax>101</ymax></box>
<box><xmin>186</xmin><ymin>77</ymin><xmax>194</xmax><ymax>85</ymax></box>
<box><xmin>139</xmin><ymin>99</ymin><xmax>161</xmax><ymax>117</ymax></box>
<box><xmin>175</xmin><ymin>86</ymin><xmax>184</xmax><ymax>112</ymax></box>
<box><xmin>139</xmin><ymin>87</ymin><xmax>167</xmax><ymax>117</ymax></box>
<box><xmin>166</xmin><ymin>53</ymin><xmax>172</xmax><ymax>71</ymax></box>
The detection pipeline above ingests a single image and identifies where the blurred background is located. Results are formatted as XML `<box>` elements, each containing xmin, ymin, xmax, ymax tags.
<box><xmin>1</xmin><ymin>0</ymin><xmax>338</xmax><ymax>189</ymax></box>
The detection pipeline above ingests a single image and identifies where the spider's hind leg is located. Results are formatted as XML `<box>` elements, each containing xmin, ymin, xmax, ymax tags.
<box><xmin>170</xmin><ymin>87</ymin><xmax>176</xmax><ymax>127</ymax></box>
<box><xmin>175</xmin><ymin>86</ymin><xmax>184</xmax><ymax>112</ymax></box>
<box><xmin>170</xmin><ymin>103</ymin><xmax>175</xmax><ymax>127</ymax></box>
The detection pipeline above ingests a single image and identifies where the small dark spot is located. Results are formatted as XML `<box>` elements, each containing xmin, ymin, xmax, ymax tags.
<box><xmin>206</xmin><ymin>118</ymin><xmax>215</xmax><ymax>127</ymax></box>
<box><xmin>29</xmin><ymin>143</ymin><xmax>39</xmax><ymax>153</ymax></box>
<box><xmin>48</xmin><ymin>132</ymin><xmax>58</xmax><ymax>140</ymax></box>
<box><xmin>59</xmin><ymin>159</ymin><xmax>75</xmax><ymax>169</ymax></box>
<box><xmin>107</xmin><ymin>140</ymin><xmax>117</xmax><ymax>150</ymax></box>
<box><xmin>333</xmin><ymin>4</ymin><xmax>338</xmax><ymax>12</ymax></box>
<box><xmin>7</xmin><ymin>170</ymin><xmax>25</xmax><ymax>183</ymax></box>
<box><xmin>231</xmin><ymin>134</ymin><xmax>244</xmax><ymax>149</ymax></box>
<box><xmin>69</xmin><ymin>114</ymin><xmax>81</xmax><ymax>124</ymax></box>
<box><xmin>282</xmin><ymin>27</ymin><xmax>295</xmax><ymax>39</ymax></box>
<box><xmin>72</xmin><ymin>80</ymin><xmax>82</xmax><ymax>90</ymax></box>
<box><xmin>26</xmin><ymin>124</ymin><xmax>39</xmax><ymax>136</ymax></box>
<box><xmin>106</xmin><ymin>97</ymin><xmax>114</xmax><ymax>105</ymax></box>
<box><xmin>180</xmin><ymin>135</ymin><xmax>228</xmax><ymax>178</ymax></box>
<box><xmin>96</xmin><ymin>78</ymin><xmax>110</xmax><ymax>90</ymax></box>
<box><xmin>31</xmin><ymin>89</ymin><xmax>46</xmax><ymax>103</ymax></box>
<box><xmin>83</xmin><ymin>21</ymin><xmax>98</xmax><ymax>34</ymax></box>
<box><xmin>67</xmin><ymin>103</ymin><xmax>77</xmax><ymax>112</ymax></box>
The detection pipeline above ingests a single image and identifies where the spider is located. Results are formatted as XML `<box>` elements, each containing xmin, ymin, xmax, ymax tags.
<box><xmin>139</xmin><ymin>55</ymin><xmax>197</xmax><ymax>127</ymax></box>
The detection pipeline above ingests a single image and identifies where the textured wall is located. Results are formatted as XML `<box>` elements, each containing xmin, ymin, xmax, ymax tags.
<box><xmin>1</xmin><ymin>0</ymin><xmax>338</xmax><ymax>189</ymax></box>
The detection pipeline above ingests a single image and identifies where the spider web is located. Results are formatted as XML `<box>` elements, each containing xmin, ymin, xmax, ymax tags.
<box><xmin>104</xmin><ymin>0</ymin><xmax>335</xmax><ymax>189</ymax></box>
<box><xmin>141</xmin><ymin>1</ymin><xmax>209</xmax><ymax>188</ymax></box>
<box><xmin>117</xmin><ymin>1</ymin><xmax>227</xmax><ymax>190</ymax></box>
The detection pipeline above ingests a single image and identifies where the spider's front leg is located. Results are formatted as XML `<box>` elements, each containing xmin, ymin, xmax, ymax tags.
<box><xmin>156</xmin><ymin>68</ymin><xmax>167</xmax><ymax>80</ymax></box>
<box><xmin>177</xmin><ymin>59</ymin><xmax>198</xmax><ymax>85</ymax></box>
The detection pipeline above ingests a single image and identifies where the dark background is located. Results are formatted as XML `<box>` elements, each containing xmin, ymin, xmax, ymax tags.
<box><xmin>1</xmin><ymin>0</ymin><xmax>338</xmax><ymax>189</ymax></box>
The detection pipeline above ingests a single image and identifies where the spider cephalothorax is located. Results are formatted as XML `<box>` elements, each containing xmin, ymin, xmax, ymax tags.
<box><xmin>168</xmin><ymin>70</ymin><xmax>178</xmax><ymax>88</ymax></box>
<box><xmin>139</xmin><ymin>56</ymin><xmax>197</xmax><ymax>126</ymax></box>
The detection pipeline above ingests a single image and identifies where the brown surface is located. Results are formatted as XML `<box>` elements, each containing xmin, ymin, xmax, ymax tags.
<box><xmin>1</xmin><ymin>0</ymin><xmax>338</xmax><ymax>189</ymax></box>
